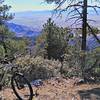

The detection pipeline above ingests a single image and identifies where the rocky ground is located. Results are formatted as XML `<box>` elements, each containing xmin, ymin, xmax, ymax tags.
<box><xmin>0</xmin><ymin>77</ymin><xmax>100</xmax><ymax>100</ymax></box>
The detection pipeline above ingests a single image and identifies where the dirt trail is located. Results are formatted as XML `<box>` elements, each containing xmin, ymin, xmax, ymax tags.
<box><xmin>0</xmin><ymin>78</ymin><xmax>100</xmax><ymax>100</ymax></box>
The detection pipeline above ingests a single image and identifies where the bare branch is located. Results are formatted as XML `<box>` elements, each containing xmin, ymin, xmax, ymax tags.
<box><xmin>87</xmin><ymin>24</ymin><xmax>100</xmax><ymax>44</ymax></box>
<box><xmin>87</xmin><ymin>19</ymin><xmax>96</xmax><ymax>23</ymax></box>
<box><xmin>65</xmin><ymin>16</ymin><xmax>80</xmax><ymax>22</ymax></box>
<box><xmin>88</xmin><ymin>5</ymin><xmax>100</xmax><ymax>9</ymax></box>
<box><xmin>54</xmin><ymin>0</ymin><xmax>66</xmax><ymax>10</ymax></box>
<box><xmin>75</xmin><ymin>7</ymin><xmax>100</xmax><ymax>44</ymax></box>
<box><xmin>70</xmin><ymin>18</ymin><xmax>82</xmax><ymax>26</ymax></box>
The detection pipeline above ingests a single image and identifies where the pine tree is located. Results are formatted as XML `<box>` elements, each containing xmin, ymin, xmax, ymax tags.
<box><xmin>43</xmin><ymin>18</ymin><xmax>70</xmax><ymax>60</ymax></box>
<box><xmin>0</xmin><ymin>0</ymin><xmax>14</xmax><ymax>57</ymax></box>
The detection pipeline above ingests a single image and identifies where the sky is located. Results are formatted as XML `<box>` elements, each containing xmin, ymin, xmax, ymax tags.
<box><xmin>4</xmin><ymin>0</ymin><xmax>55</xmax><ymax>12</ymax></box>
<box><xmin>4</xmin><ymin>0</ymin><xmax>100</xmax><ymax>12</ymax></box>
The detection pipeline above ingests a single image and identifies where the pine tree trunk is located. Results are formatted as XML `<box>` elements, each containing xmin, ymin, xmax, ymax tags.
<box><xmin>81</xmin><ymin>0</ymin><xmax>87</xmax><ymax>80</ymax></box>
<box><xmin>82</xmin><ymin>0</ymin><xmax>87</xmax><ymax>50</ymax></box>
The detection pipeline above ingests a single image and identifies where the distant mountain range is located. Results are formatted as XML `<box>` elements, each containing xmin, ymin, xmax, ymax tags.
<box><xmin>7</xmin><ymin>10</ymin><xmax>53</xmax><ymax>37</ymax></box>
<box><xmin>6</xmin><ymin>23</ymin><xmax>41</xmax><ymax>37</ymax></box>
<box><xmin>9</xmin><ymin>10</ymin><xmax>53</xmax><ymax>30</ymax></box>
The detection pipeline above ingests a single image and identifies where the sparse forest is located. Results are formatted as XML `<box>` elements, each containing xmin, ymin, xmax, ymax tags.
<box><xmin>0</xmin><ymin>0</ymin><xmax>100</xmax><ymax>100</ymax></box>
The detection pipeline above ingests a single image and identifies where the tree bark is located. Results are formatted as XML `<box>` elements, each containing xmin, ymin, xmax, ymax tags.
<box><xmin>81</xmin><ymin>0</ymin><xmax>87</xmax><ymax>79</ymax></box>
<box><xmin>82</xmin><ymin>0</ymin><xmax>87</xmax><ymax>50</ymax></box>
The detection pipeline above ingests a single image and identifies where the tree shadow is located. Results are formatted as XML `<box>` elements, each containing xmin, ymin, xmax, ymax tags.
<box><xmin>78</xmin><ymin>87</ymin><xmax>100</xmax><ymax>100</ymax></box>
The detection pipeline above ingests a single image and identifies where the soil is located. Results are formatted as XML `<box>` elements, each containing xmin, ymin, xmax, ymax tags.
<box><xmin>0</xmin><ymin>77</ymin><xmax>100</xmax><ymax>100</ymax></box>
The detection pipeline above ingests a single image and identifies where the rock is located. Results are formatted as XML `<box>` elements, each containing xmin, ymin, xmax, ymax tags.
<box><xmin>74</xmin><ymin>78</ymin><xmax>85</xmax><ymax>85</ymax></box>
<box><xmin>31</xmin><ymin>79</ymin><xmax>43</xmax><ymax>87</ymax></box>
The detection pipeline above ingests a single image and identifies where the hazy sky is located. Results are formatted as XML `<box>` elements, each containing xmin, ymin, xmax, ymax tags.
<box><xmin>4</xmin><ymin>0</ymin><xmax>55</xmax><ymax>12</ymax></box>
<box><xmin>4</xmin><ymin>0</ymin><xmax>100</xmax><ymax>12</ymax></box>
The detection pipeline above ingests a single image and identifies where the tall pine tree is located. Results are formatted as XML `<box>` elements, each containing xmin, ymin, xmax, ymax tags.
<box><xmin>0</xmin><ymin>0</ymin><xmax>14</xmax><ymax>57</ymax></box>
<box><xmin>43</xmin><ymin>18</ymin><xmax>71</xmax><ymax>60</ymax></box>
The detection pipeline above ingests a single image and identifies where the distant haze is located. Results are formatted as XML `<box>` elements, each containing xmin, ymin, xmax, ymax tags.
<box><xmin>9</xmin><ymin>10</ymin><xmax>100</xmax><ymax>29</ymax></box>
<box><xmin>9</xmin><ymin>10</ymin><xmax>69</xmax><ymax>31</ymax></box>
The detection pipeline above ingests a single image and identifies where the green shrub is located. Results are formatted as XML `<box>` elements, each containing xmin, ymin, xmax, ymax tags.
<box><xmin>15</xmin><ymin>55</ymin><xmax>61</xmax><ymax>81</ymax></box>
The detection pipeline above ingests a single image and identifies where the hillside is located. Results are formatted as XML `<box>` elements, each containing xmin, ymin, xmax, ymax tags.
<box><xmin>6</xmin><ymin>23</ymin><xmax>41</xmax><ymax>37</ymax></box>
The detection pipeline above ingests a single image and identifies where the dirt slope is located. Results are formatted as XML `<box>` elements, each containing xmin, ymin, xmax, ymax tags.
<box><xmin>0</xmin><ymin>78</ymin><xmax>100</xmax><ymax>100</ymax></box>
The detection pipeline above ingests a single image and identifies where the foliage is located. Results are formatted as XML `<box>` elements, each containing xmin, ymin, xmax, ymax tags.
<box><xmin>0</xmin><ymin>25</ymin><xmax>14</xmax><ymax>58</ymax></box>
<box><xmin>0</xmin><ymin>46</ymin><xmax>99</xmax><ymax>87</ymax></box>
<box><xmin>0</xmin><ymin>0</ymin><xmax>14</xmax><ymax>58</ymax></box>
<box><xmin>37</xmin><ymin>18</ymin><xmax>72</xmax><ymax>60</ymax></box>
<box><xmin>60</xmin><ymin>47</ymin><xmax>100</xmax><ymax>79</ymax></box>
<box><xmin>15</xmin><ymin>55</ymin><xmax>61</xmax><ymax>81</ymax></box>
<box><xmin>0</xmin><ymin>0</ymin><xmax>13</xmax><ymax>22</ymax></box>
<box><xmin>0</xmin><ymin>1</ymin><xmax>28</xmax><ymax>58</ymax></box>
<box><xmin>44</xmin><ymin>0</ymin><xmax>100</xmax><ymax>80</ymax></box>
<box><xmin>91</xmin><ymin>27</ymin><xmax>100</xmax><ymax>35</ymax></box>
<box><xmin>0</xmin><ymin>45</ymin><xmax>4</xmax><ymax>57</ymax></box>
<box><xmin>0</xmin><ymin>25</ymin><xmax>28</xmax><ymax>58</ymax></box>
<box><xmin>5</xmin><ymin>38</ymin><xmax>28</xmax><ymax>56</ymax></box>
<box><xmin>13</xmin><ymin>46</ymin><xmax>100</xmax><ymax>81</ymax></box>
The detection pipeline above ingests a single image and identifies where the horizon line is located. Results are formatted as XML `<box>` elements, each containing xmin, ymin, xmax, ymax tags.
<box><xmin>10</xmin><ymin>9</ymin><xmax>54</xmax><ymax>13</ymax></box>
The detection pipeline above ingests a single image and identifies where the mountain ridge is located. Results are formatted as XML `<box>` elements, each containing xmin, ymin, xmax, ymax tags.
<box><xmin>6</xmin><ymin>23</ymin><xmax>41</xmax><ymax>37</ymax></box>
